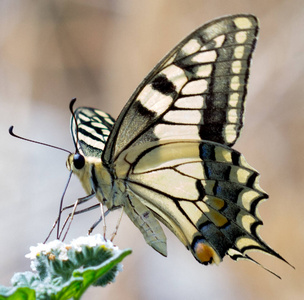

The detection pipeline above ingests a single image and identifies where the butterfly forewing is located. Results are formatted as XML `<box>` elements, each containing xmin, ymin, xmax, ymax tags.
<box><xmin>103</xmin><ymin>14</ymin><xmax>258</xmax><ymax>164</ymax></box>
<box><xmin>71</xmin><ymin>107</ymin><xmax>115</xmax><ymax>157</ymax></box>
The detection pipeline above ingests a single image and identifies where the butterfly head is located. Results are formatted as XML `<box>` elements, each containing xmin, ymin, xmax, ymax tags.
<box><xmin>65</xmin><ymin>152</ymin><xmax>94</xmax><ymax>196</ymax></box>
<box><xmin>66</xmin><ymin>152</ymin><xmax>87</xmax><ymax>176</ymax></box>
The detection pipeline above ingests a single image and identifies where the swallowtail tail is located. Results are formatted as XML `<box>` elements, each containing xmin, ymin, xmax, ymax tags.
<box><xmin>67</xmin><ymin>14</ymin><xmax>289</xmax><ymax>271</ymax></box>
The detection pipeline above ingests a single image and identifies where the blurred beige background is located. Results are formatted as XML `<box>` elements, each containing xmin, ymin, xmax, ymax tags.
<box><xmin>0</xmin><ymin>0</ymin><xmax>303</xmax><ymax>299</ymax></box>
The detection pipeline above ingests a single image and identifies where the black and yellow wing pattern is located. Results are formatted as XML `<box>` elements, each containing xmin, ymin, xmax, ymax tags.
<box><xmin>68</xmin><ymin>14</ymin><xmax>289</xmax><ymax>272</ymax></box>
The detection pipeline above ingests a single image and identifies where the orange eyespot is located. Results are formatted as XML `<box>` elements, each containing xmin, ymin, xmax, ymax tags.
<box><xmin>194</xmin><ymin>241</ymin><xmax>221</xmax><ymax>265</ymax></box>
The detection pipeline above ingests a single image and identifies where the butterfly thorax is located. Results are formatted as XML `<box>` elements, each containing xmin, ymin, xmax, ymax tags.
<box><xmin>66</xmin><ymin>154</ymin><xmax>123</xmax><ymax>210</ymax></box>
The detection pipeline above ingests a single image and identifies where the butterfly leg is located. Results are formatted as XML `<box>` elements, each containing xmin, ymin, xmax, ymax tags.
<box><xmin>100</xmin><ymin>201</ymin><xmax>107</xmax><ymax>240</ymax></box>
<box><xmin>61</xmin><ymin>192</ymin><xmax>95</xmax><ymax>241</ymax></box>
<box><xmin>88</xmin><ymin>206</ymin><xmax>121</xmax><ymax>235</ymax></box>
<box><xmin>45</xmin><ymin>202</ymin><xmax>101</xmax><ymax>243</ymax></box>
<box><xmin>88</xmin><ymin>216</ymin><xmax>102</xmax><ymax>235</ymax></box>
<box><xmin>110</xmin><ymin>208</ymin><xmax>124</xmax><ymax>242</ymax></box>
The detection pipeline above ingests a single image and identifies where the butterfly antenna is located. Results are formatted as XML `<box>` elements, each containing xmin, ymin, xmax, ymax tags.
<box><xmin>9</xmin><ymin>126</ymin><xmax>71</xmax><ymax>154</ymax></box>
<box><xmin>69</xmin><ymin>98</ymin><xmax>80</xmax><ymax>153</ymax></box>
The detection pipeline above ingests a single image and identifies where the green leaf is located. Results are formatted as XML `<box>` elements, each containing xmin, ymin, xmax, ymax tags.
<box><xmin>72</xmin><ymin>248</ymin><xmax>132</xmax><ymax>299</ymax></box>
<box><xmin>0</xmin><ymin>287</ymin><xmax>36</xmax><ymax>300</ymax></box>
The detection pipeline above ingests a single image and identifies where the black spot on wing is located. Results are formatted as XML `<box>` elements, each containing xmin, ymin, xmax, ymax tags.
<box><xmin>132</xmin><ymin>101</ymin><xmax>157</xmax><ymax>119</ymax></box>
<box><xmin>151</xmin><ymin>75</ymin><xmax>176</xmax><ymax>95</ymax></box>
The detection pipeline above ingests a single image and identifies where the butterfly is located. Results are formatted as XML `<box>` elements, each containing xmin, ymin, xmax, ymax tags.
<box><xmin>66</xmin><ymin>14</ymin><xmax>291</xmax><ymax>274</ymax></box>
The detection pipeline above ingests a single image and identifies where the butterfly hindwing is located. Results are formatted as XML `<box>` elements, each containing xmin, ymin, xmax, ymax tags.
<box><xmin>115</xmin><ymin>140</ymin><xmax>284</xmax><ymax>265</ymax></box>
<box><xmin>103</xmin><ymin>14</ymin><xmax>258</xmax><ymax>163</ymax></box>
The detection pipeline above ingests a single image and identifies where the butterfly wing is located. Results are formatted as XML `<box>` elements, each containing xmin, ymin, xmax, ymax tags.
<box><xmin>103</xmin><ymin>14</ymin><xmax>258</xmax><ymax>163</ymax></box>
<box><xmin>71</xmin><ymin>107</ymin><xmax>115</xmax><ymax>157</ymax></box>
<box><xmin>116</xmin><ymin>140</ymin><xmax>286</xmax><ymax>265</ymax></box>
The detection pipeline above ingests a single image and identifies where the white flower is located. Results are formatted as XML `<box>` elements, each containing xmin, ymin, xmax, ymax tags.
<box><xmin>25</xmin><ymin>234</ymin><xmax>120</xmax><ymax>261</ymax></box>
<box><xmin>25</xmin><ymin>240</ymin><xmax>65</xmax><ymax>259</ymax></box>
<box><xmin>70</xmin><ymin>234</ymin><xmax>119</xmax><ymax>253</ymax></box>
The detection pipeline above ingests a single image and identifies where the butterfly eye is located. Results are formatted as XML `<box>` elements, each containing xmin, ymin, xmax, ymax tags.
<box><xmin>73</xmin><ymin>153</ymin><xmax>85</xmax><ymax>169</ymax></box>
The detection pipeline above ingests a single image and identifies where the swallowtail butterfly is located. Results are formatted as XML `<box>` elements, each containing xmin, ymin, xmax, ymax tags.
<box><xmin>65</xmin><ymin>14</ymin><xmax>290</xmax><ymax>273</ymax></box>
